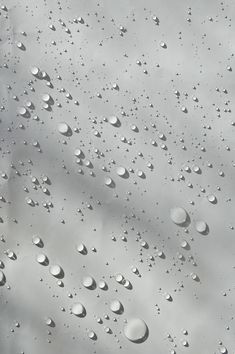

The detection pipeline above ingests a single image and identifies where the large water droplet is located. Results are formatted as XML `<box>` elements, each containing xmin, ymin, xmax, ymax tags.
<box><xmin>71</xmin><ymin>303</ymin><xmax>86</xmax><ymax>317</ymax></box>
<box><xmin>123</xmin><ymin>318</ymin><xmax>148</xmax><ymax>343</ymax></box>
<box><xmin>170</xmin><ymin>207</ymin><xmax>188</xmax><ymax>225</ymax></box>
<box><xmin>58</xmin><ymin>122</ymin><xmax>70</xmax><ymax>135</ymax></box>
<box><xmin>110</xmin><ymin>299</ymin><xmax>123</xmax><ymax>314</ymax></box>
<box><xmin>49</xmin><ymin>265</ymin><xmax>63</xmax><ymax>278</ymax></box>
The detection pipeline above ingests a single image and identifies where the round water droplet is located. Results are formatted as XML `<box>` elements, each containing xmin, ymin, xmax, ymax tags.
<box><xmin>170</xmin><ymin>207</ymin><xmax>187</xmax><ymax>225</ymax></box>
<box><xmin>82</xmin><ymin>276</ymin><xmax>95</xmax><ymax>289</ymax></box>
<box><xmin>123</xmin><ymin>318</ymin><xmax>148</xmax><ymax>343</ymax></box>
<box><xmin>207</xmin><ymin>194</ymin><xmax>216</xmax><ymax>203</ymax></box>
<box><xmin>191</xmin><ymin>272</ymin><xmax>198</xmax><ymax>280</ymax></box>
<box><xmin>115</xmin><ymin>274</ymin><xmax>124</xmax><ymax>283</ymax></box>
<box><xmin>45</xmin><ymin>317</ymin><xmax>54</xmax><ymax>326</ymax></box>
<box><xmin>58</xmin><ymin>122</ymin><xmax>70</xmax><ymax>135</ymax></box>
<box><xmin>195</xmin><ymin>220</ymin><xmax>207</xmax><ymax>234</ymax></box>
<box><xmin>31</xmin><ymin>67</ymin><xmax>40</xmax><ymax>76</ymax></box>
<box><xmin>220</xmin><ymin>346</ymin><xmax>227</xmax><ymax>354</ymax></box>
<box><xmin>165</xmin><ymin>293</ymin><xmax>172</xmax><ymax>301</ymax></box>
<box><xmin>123</xmin><ymin>279</ymin><xmax>131</xmax><ymax>288</ymax></box>
<box><xmin>182</xmin><ymin>340</ymin><xmax>188</xmax><ymax>347</ymax></box>
<box><xmin>32</xmin><ymin>235</ymin><xmax>42</xmax><ymax>246</ymax></box>
<box><xmin>18</xmin><ymin>107</ymin><xmax>27</xmax><ymax>116</ymax></box>
<box><xmin>98</xmin><ymin>280</ymin><xmax>107</xmax><ymax>289</ymax></box>
<box><xmin>7</xmin><ymin>250</ymin><xmax>16</xmax><ymax>260</ymax></box>
<box><xmin>108</xmin><ymin>116</ymin><xmax>118</xmax><ymax>126</ymax></box>
<box><xmin>137</xmin><ymin>170</ymin><xmax>144</xmax><ymax>178</ymax></box>
<box><xmin>49</xmin><ymin>265</ymin><xmax>63</xmax><ymax>278</ymax></box>
<box><xmin>36</xmin><ymin>254</ymin><xmax>47</xmax><ymax>265</ymax></box>
<box><xmin>74</xmin><ymin>148</ymin><xmax>83</xmax><ymax>157</ymax></box>
<box><xmin>77</xmin><ymin>243</ymin><xmax>87</xmax><ymax>254</ymax></box>
<box><xmin>88</xmin><ymin>331</ymin><xmax>96</xmax><ymax>340</ymax></box>
<box><xmin>181</xmin><ymin>240</ymin><xmax>188</xmax><ymax>248</ymax></box>
<box><xmin>42</xmin><ymin>94</ymin><xmax>51</xmax><ymax>103</ymax></box>
<box><xmin>116</xmin><ymin>166</ymin><xmax>127</xmax><ymax>177</ymax></box>
<box><xmin>71</xmin><ymin>303</ymin><xmax>86</xmax><ymax>317</ymax></box>
<box><xmin>110</xmin><ymin>300</ymin><xmax>123</xmax><ymax>314</ymax></box>
<box><xmin>16</xmin><ymin>41</ymin><xmax>24</xmax><ymax>49</ymax></box>
<box><xmin>105</xmin><ymin>177</ymin><xmax>113</xmax><ymax>186</ymax></box>
<box><xmin>193</xmin><ymin>165</ymin><xmax>201</xmax><ymax>173</ymax></box>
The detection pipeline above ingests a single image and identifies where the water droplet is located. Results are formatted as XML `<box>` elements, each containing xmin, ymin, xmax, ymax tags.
<box><xmin>32</xmin><ymin>235</ymin><xmax>43</xmax><ymax>247</ymax></box>
<box><xmin>105</xmin><ymin>177</ymin><xmax>113</xmax><ymax>186</ymax></box>
<box><xmin>110</xmin><ymin>300</ymin><xmax>123</xmax><ymax>314</ymax></box>
<box><xmin>108</xmin><ymin>116</ymin><xmax>119</xmax><ymax>126</ymax></box>
<box><xmin>115</xmin><ymin>274</ymin><xmax>124</xmax><ymax>283</ymax></box>
<box><xmin>207</xmin><ymin>194</ymin><xmax>217</xmax><ymax>203</ymax></box>
<box><xmin>195</xmin><ymin>220</ymin><xmax>207</xmax><ymax>234</ymax></box>
<box><xmin>88</xmin><ymin>331</ymin><xmax>96</xmax><ymax>340</ymax></box>
<box><xmin>0</xmin><ymin>270</ymin><xmax>5</xmax><ymax>285</ymax></box>
<box><xmin>36</xmin><ymin>253</ymin><xmax>48</xmax><ymax>265</ymax></box>
<box><xmin>116</xmin><ymin>166</ymin><xmax>128</xmax><ymax>177</ymax></box>
<box><xmin>82</xmin><ymin>276</ymin><xmax>95</xmax><ymax>289</ymax></box>
<box><xmin>170</xmin><ymin>207</ymin><xmax>188</xmax><ymax>225</ymax></box>
<box><xmin>58</xmin><ymin>122</ymin><xmax>70</xmax><ymax>135</ymax></box>
<box><xmin>31</xmin><ymin>67</ymin><xmax>40</xmax><ymax>76</ymax></box>
<box><xmin>98</xmin><ymin>280</ymin><xmax>107</xmax><ymax>289</ymax></box>
<box><xmin>77</xmin><ymin>243</ymin><xmax>87</xmax><ymax>254</ymax></box>
<box><xmin>71</xmin><ymin>303</ymin><xmax>86</xmax><ymax>317</ymax></box>
<box><xmin>49</xmin><ymin>265</ymin><xmax>63</xmax><ymax>278</ymax></box>
<box><xmin>123</xmin><ymin>318</ymin><xmax>148</xmax><ymax>343</ymax></box>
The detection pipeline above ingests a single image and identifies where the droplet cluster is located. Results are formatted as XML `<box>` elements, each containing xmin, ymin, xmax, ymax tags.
<box><xmin>0</xmin><ymin>0</ymin><xmax>234</xmax><ymax>353</ymax></box>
